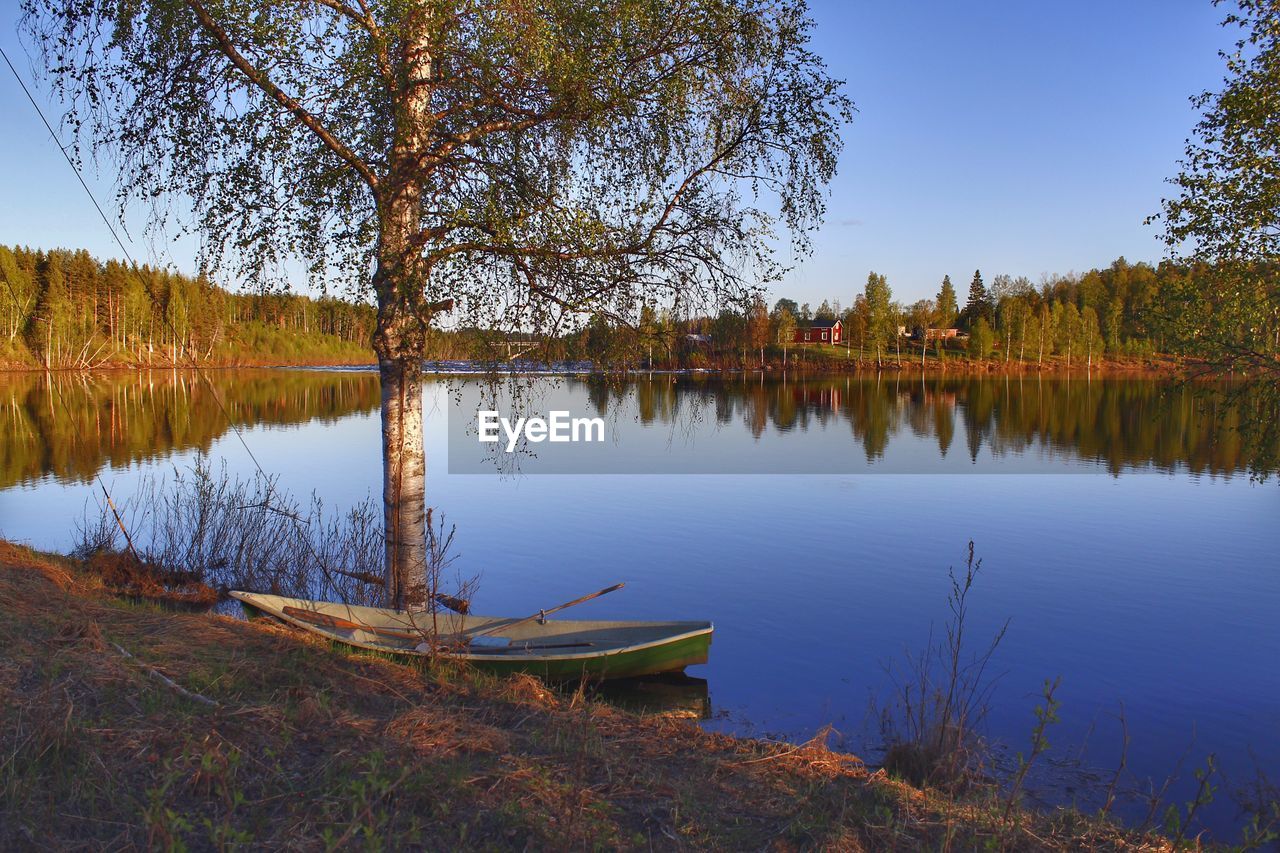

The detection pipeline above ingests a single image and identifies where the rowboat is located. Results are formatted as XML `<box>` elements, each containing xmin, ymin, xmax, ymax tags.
<box><xmin>230</xmin><ymin>590</ymin><xmax>713</xmax><ymax>680</ymax></box>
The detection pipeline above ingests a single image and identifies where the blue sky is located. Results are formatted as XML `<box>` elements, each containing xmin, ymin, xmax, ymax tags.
<box><xmin>0</xmin><ymin>0</ymin><xmax>1229</xmax><ymax>306</ymax></box>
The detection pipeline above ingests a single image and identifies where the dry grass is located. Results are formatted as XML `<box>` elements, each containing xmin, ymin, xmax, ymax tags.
<box><xmin>82</xmin><ymin>549</ymin><xmax>219</xmax><ymax>611</ymax></box>
<box><xmin>0</xmin><ymin>540</ymin><xmax>1178</xmax><ymax>851</ymax></box>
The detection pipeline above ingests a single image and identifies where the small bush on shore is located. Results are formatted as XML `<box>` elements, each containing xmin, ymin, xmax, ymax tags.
<box><xmin>75</xmin><ymin>456</ymin><xmax>388</xmax><ymax>604</ymax></box>
<box><xmin>879</xmin><ymin>541</ymin><xmax>1008</xmax><ymax>792</ymax></box>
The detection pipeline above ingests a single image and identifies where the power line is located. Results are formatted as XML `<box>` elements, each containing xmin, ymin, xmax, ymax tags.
<box><xmin>1</xmin><ymin>45</ymin><xmax>376</xmax><ymax>597</ymax></box>
<box><xmin>1</xmin><ymin>43</ymin><xmax>282</xmax><ymax>489</ymax></box>
<box><xmin>1</xmin><ymin>46</ymin><xmax>135</xmax><ymax>270</ymax></box>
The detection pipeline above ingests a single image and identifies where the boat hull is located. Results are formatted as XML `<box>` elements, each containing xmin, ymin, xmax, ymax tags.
<box><xmin>455</xmin><ymin>631</ymin><xmax>711</xmax><ymax>680</ymax></box>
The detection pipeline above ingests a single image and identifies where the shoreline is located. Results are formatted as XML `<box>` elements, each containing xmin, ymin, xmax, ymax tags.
<box><xmin>0</xmin><ymin>539</ymin><xmax>1170</xmax><ymax>850</ymax></box>
<box><xmin>0</xmin><ymin>354</ymin><xmax>1213</xmax><ymax>379</ymax></box>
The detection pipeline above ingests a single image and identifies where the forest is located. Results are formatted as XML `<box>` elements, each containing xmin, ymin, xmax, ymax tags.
<box><xmin>4</xmin><ymin>245</ymin><xmax>1276</xmax><ymax>372</ymax></box>
<box><xmin>0</xmin><ymin>244</ymin><xmax>375</xmax><ymax>368</ymax></box>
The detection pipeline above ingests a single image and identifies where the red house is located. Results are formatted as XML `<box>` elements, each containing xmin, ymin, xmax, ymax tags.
<box><xmin>793</xmin><ymin>319</ymin><xmax>842</xmax><ymax>344</ymax></box>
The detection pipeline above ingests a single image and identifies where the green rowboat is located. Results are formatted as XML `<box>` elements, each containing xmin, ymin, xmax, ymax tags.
<box><xmin>230</xmin><ymin>591</ymin><xmax>713</xmax><ymax>680</ymax></box>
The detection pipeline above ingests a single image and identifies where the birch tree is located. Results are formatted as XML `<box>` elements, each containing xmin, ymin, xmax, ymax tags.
<box><xmin>25</xmin><ymin>0</ymin><xmax>851</xmax><ymax>602</ymax></box>
<box><xmin>1155</xmin><ymin>0</ymin><xmax>1280</xmax><ymax>373</ymax></box>
<box><xmin>747</xmin><ymin>296</ymin><xmax>770</xmax><ymax>367</ymax></box>
<box><xmin>863</xmin><ymin>271</ymin><xmax>892</xmax><ymax>367</ymax></box>
<box><xmin>774</xmin><ymin>306</ymin><xmax>796</xmax><ymax>366</ymax></box>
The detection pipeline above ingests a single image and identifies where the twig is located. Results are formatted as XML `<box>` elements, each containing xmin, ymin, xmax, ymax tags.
<box><xmin>1100</xmin><ymin>703</ymin><xmax>1128</xmax><ymax>818</ymax></box>
<box><xmin>730</xmin><ymin>743</ymin><xmax>807</xmax><ymax>766</ymax></box>
<box><xmin>98</xmin><ymin>479</ymin><xmax>142</xmax><ymax>565</ymax></box>
<box><xmin>110</xmin><ymin>641</ymin><xmax>218</xmax><ymax>708</ymax></box>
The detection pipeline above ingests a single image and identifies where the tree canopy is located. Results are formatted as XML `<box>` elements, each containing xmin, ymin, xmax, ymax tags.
<box><xmin>25</xmin><ymin>0</ymin><xmax>852</xmax><ymax>335</ymax></box>
<box><xmin>1154</xmin><ymin>0</ymin><xmax>1280</xmax><ymax>372</ymax></box>
<box><xmin>1158</xmin><ymin>0</ymin><xmax>1280</xmax><ymax>263</ymax></box>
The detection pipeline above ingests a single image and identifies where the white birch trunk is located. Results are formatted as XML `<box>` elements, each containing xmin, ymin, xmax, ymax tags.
<box><xmin>379</xmin><ymin>356</ymin><xmax>426</xmax><ymax>609</ymax></box>
<box><xmin>373</xmin><ymin>12</ymin><xmax>435</xmax><ymax>607</ymax></box>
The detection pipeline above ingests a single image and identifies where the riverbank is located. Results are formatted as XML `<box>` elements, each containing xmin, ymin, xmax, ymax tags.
<box><xmin>0</xmin><ymin>320</ymin><xmax>376</xmax><ymax>371</ymax></box>
<box><xmin>0</xmin><ymin>351</ymin><xmax>1200</xmax><ymax>378</ymax></box>
<box><xmin>692</xmin><ymin>346</ymin><xmax>1193</xmax><ymax>377</ymax></box>
<box><xmin>0</xmin><ymin>540</ymin><xmax>1172</xmax><ymax>850</ymax></box>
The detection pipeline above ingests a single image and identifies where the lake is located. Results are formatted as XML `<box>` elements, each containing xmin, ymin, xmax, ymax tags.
<box><xmin>1</xmin><ymin>368</ymin><xmax>1276</xmax><ymax>839</ymax></box>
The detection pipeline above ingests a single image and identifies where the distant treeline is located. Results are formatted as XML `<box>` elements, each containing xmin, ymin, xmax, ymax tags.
<box><xmin>0</xmin><ymin>245</ymin><xmax>376</xmax><ymax>368</ymax></box>
<box><xmin>537</xmin><ymin>257</ymin><xmax>1279</xmax><ymax>370</ymax></box>
<box><xmin>5</xmin><ymin>246</ymin><xmax>1274</xmax><ymax>372</ymax></box>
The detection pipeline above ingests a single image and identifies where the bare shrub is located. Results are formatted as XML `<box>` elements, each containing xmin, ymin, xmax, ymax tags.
<box><xmin>878</xmin><ymin>541</ymin><xmax>1009</xmax><ymax>791</ymax></box>
<box><xmin>75</xmin><ymin>456</ymin><xmax>472</xmax><ymax>613</ymax></box>
<box><xmin>1233</xmin><ymin>763</ymin><xmax>1280</xmax><ymax>849</ymax></box>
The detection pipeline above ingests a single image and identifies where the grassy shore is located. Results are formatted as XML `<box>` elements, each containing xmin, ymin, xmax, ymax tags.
<box><xmin>0</xmin><ymin>541</ymin><xmax>1180</xmax><ymax>850</ymax></box>
<box><xmin>1</xmin><ymin>332</ymin><xmax>1198</xmax><ymax>376</ymax></box>
<box><xmin>761</xmin><ymin>342</ymin><xmax>1190</xmax><ymax>377</ymax></box>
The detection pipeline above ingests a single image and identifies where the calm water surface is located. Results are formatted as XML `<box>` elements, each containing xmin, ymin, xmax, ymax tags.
<box><xmin>1</xmin><ymin>368</ymin><xmax>1276</xmax><ymax>838</ymax></box>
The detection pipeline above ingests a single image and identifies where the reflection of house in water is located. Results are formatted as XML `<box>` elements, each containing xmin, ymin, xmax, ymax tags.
<box><xmin>920</xmin><ymin>387</ymin><xmax>958</xmax><ymax>408</ymax></box>
<box><xmin>791</xmin><ymin>383</ymin><xmax>842</xmax><ymax>413</ymax></box>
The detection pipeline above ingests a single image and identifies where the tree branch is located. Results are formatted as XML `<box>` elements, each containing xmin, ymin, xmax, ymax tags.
<box><xmin>181</xmin><ymin>0</ymin><xmax>381</xmax><ymax>194</ymax></box>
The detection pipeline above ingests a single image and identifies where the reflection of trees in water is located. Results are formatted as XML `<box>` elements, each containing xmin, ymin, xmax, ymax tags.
<box><xmin>609</xmin><ymin>375</ymin><xmax>1279</xmax><ymax>477</ymax></box>
<box><xmin>7</xmin><ymin>371</ymin><xmax>1275</xmax><ymax>487</ymax></box>
<box><xmin>843</xmin><ymin>376</ymin><xmax>897</xmax><ymax>461</ymax></box>
<box><xmin>0</xmin><ymin>370</ymin><xmax>380</xmax><ymax>488</ymax></box>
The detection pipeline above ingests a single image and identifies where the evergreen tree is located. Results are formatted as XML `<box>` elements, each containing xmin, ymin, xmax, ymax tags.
<box><xmin>961</xmin><ymin>269</ymin><xmax>992</xmax><ymax>329</ymax></box>
<box><xmin>936</xmin><ymin>275</ymin><xmax>958</xmax><ymax>329</ymax></box>
<box><xmin>0</xmin><ymin>247</ymin><xmax>37</xmax><ymax>343</ymax></box>
<box><xmin>30</xmin><ymin>253</ymin><xmax>73</xmax><ymax>366</ymax></box>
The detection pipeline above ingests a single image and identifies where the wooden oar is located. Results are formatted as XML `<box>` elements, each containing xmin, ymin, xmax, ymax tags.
<box><xmin>466</xmin><ymin>582</ymin><xmax>626</xmax><ymax>641</ymax></box>
<box><xmin>282</xmin><ymin>606</ymin><xmax>421</xmax><ymax>640</ymax></box>
<box><xmin>285</xmin><ymin>582</ymin><xmax>624</xmax><ymax>644</ymax></box>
